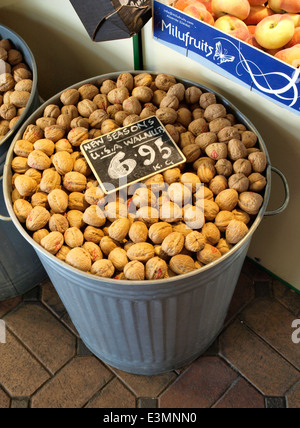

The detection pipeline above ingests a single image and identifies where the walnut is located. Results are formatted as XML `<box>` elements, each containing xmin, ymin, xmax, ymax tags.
<box><xmin>108</xmin><ymin>218</ymin><xmax>131</xmax><ymax>242</ymax></box>
<box><xmin>26</xmin><ymin>206</ymin><xmax>51</xmax><ymax>231</ymax></box>
<box><xmin>60</xmin><ymin>88</ymin><xmax>80</xmax><ymax>105</ymax></box>
<box><xmin>185</xmin><ymin>86</ymin><xmax>202</xmax><ymax>104</ymax></box>
<box><xmin>148</xmin><ymin>222</ymin><xmax>172</xmax><ymax>244</ymax></box>
<box><xmin>209</xmin><ymin>175</ymin><xmax>228</xmax><ymax>196</ymax></box>
<box><xmin>82</xmin><ymin>205</ymin><xmax>106</xmax><ymax>228</ymax></box>
<box><xmin>226</xmin><ymin>220</ymin><xmax>249</xmax><ymax>244</ymax></box>
<box><xmin>182</xmin><ymin>144</ymin><xmax>201</xmax><ymax>163</ymax></box>
<box><xmin>155</xmin><ymin>74</ymin><xmax>177</xmax><ymax>91</ymax></box>
<box><xmin>64</xmin><ymin>227</ymin><xmax>84</xmax><ymax>248</ymax></box>
<box><xmin>13</xmin><ymin>199</ymin><xmax>32</xmax><ymax>223</ymax></box>
<box><xmin>206</xmin><ymin>143</ymin><xmax>228</xmax><ymax>161</ymax></box>
<box><xmin>248</xmin><ymin>152</ymin><xmax>267</xmax><ymax>173</ymax></box>
<box><xmin>100</xmin><ymin>79</ymin><xmax>116</xmax><ymax>94</ymax></box>
<box><xmin>127</xmin><ymin>242</ymin><xmax>155</xmax><ymax>263</ymax></box>
<box><xmin>84</xmin><ymin>226</ymin><xmax>104</xmax><ymax>244</ymax></box>
<box><xmin>156</xmin><ymin>107</ymin><xmax>177</xmax><ymax>125</ymax></box>
<box><xmin>215</xmin><ymin>189</ymin><xmax>239</xmax><ymax>211</ymax></box>
<box><xmin>48</xmin><ymin>189</ymin><xmax>69</xmax><ymax>214</ymax></box>
<box><xmin>215</xmin><ymin>210</ymin><xmax>235</xmax><ymax>233</ymax></box>
<box><xmin>233</xmin><ymin>159</ymin><xmax>252</xmax><ymax>177</ymax></box>
<box><xmin>202</xmin><ymin>222</ymin><xmax>221</xmax><ymax>245</ymax></box>
<box><xmin>184</xmin><ymin>205</ymin><xmax>205</xmax><ymax>230</ymax></box>
<box><xmin>108</xmin><ymin>248</ymin><xmax>129</xmax><ymax>272</ymax></box>
<box><xmin>23</xmin><ymin>124</ymin><xmax>44</xmax><ymax>143</ymax></box>
<box><xmin>161</xmin><ymin>232</ymin><xmax>185</xmax><ymax>257</ymax></box>
<box><xmin>14</xmin><ymin>175</ymin><xmax>37</xmax><ymax>197</ymax></box>
<box><xmin>195</xmin><ymin>132</ymin><xmax>218</xmax><ymax>151</ymax></box>
<box><xmin>14</xmin><ymin>140</ymin><xmax>34</xmax><ymax>158</ymax></box>
<box><xmin>33</xmin><ymin>139</ymin><xmax>55</xmax><ymax>157</ymax></box>
<box><xmin>248</xmin><ymin>173</ymin><xmax>267</xmax><ymax>192</ymax></box>
<box><xmin>78</xmin><ymin>83</ymin><xmax>99</xmax><ymax>100</ymax></box>
<box><xmin>124</xmin><ymin>260</ymin><xmax>145</xmax><ymax>281</ymax></box>
<box><xmin>197</xmin><ymin>244</ymin><xmax>222</xmax><ymax>265</ymax></box>
<box><xmin>238</xmin><ymin>192</ymin><xmax>264</xmax><ymax>215</ymax></box>
<box><xmin>228</xmin><ymin>139</ymin><xmax>248</xmax><ymax>161</ymax></box>
<box><xmin>199</xmin><ymin>92</ymin><xmax>217</xmax><ymax>109</ymax></box>
<box><xmin>185</xmin><ymin>231</ymin><xmax>206</xmax><ymax>252</ymax></box>
<box><xmin>170</xmin><ymin>255</ymin><xmax>195</xmax><ymax>275</ymax></box>
<box><xmin>145</xmin><ymin>257</ymin><xmax>168</xmax><ymax>280</ymax></box>
<box><xmin>63</xmin><ymin>172</ymin><xmax>87</xmax><ymax>192</ymax></box>
<box><xmin>44</xmin><ymin>125</ymin><xmax>65</xmax><ymax>142</ymax></box>
<box><xmin>49</xmin><ymin>214</ymin><xmax>69</xmax><ymax>234</ymax></box>
<box><xmin>41</xmin><ymin>232</ymin><xmax>64</xmax><ymax>255</ymax></box>
<box><xmin>66</xmin><ymin>248</ymin><xmax>92</xmax><ymax>272</ymax></box>
<box><xmin>66</xmin><ymin>210</ymin><xmax>84</xmax><ymax>229</ymax></box>
<box><xmin>228</xmin><ymin>173</ymin><xmax>250</xmax><ymax>193</ymax></box>
<box><xmin>82</xmin><ymin>242</ymin><xmax>103</xmax><ymax>263</ymax></box>
<box><xmin>52</xmin><ymin>151</ymin><xmax>74</xmax><ymax>175</ymax></box>
<box><xmin>32</xmin><ymin>229</ymin><xmax>49</xmax><ymax>246</ymax></box>
<box><xmin>11</xmin><ymin>156</ymin><xmax>29</xmax><ymax>174</ymax></box>
<box><xmin>128</xmin><ymin>221</ymin><xmax>148</xmax><ymax>244</ymax></box>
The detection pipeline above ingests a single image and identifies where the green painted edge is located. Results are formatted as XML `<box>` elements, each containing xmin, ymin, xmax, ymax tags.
<box><xmin>246</xmin><ymin>257</ymin><xmax>300</xmax><ymax>295</ymax></box>
<box><xmin>132</xmin><ymin>32</ymin><xmax>144</xmax><ymax>71</ymax></box>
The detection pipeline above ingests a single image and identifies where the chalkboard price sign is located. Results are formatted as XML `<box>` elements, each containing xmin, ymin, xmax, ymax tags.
<box><xmin>80</xmin><ymin>116</ymin><xmax>186</xmax><ymax>194</ymax></box>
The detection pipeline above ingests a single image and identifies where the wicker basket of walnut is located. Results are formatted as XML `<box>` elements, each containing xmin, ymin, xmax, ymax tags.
<box><xmin>9</xmin><ymin>72</ymin><xmax>269</xmax><ymax>281</ymax></box>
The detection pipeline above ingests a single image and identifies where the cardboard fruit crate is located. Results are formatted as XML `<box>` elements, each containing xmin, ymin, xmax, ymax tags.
<box><xmin>153</xmin><ymin>0</ymin><xmax>300</xmax><ymax>115</ymax></box>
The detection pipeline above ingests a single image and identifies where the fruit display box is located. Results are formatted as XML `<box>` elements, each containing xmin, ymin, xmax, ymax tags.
<box><xmin>153</xmin><ymin>0</ymin><xmax>300</xmax><ymax>115</ymax></box>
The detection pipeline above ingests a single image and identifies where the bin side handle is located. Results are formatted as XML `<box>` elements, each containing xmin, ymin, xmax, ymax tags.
<box><xmin>0</xmin><ymin>176</ymin><xmax>11</xmax><ymax>222</ymax></box>
<box><xmin>264</xmin><ymin>166</ymin><xmax>290</xmax><ymax>217</ymax></box>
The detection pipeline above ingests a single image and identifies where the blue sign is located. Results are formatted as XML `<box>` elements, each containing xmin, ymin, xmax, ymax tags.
<box><xmin>153</xmin><ymin>1</ymin><xmax>300</xmax><ymax>116</ymax></box>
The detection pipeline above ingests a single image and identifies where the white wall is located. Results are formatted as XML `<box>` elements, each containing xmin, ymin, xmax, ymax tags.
<box><xmin>0</xmin><ymin>0</ymin><xmax>134</xmax><ymax>100</ymax></box>
<box><xmin>142</xmin><ymin>21</ymin><xmax>300</xmax><ymax>291</ymax></box>
<box><xmin>0</xmin><ymin>0</ymin><xmax>299</xmax><ymax>290</ymax></box>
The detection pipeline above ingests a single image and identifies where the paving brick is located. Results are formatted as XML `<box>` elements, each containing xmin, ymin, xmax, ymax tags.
<box><xmin>0</xmin><ymin>386</ymin><xmax>10</xmax><ymax>408</ymax></box>
<box><xmin>220</xmin><ymin>320</ymin><xmax>299</xmax><ymax>396</ymax></box>
<box><xmin>213</xmin><ymin>377</ymin><xmax>265</xmax><ymax>408</ymax></box>
<box><xmin>239</xmin><ymin>297</ymin><xmax>300</xmax><ymax>369</ymax></box>
<box><xmin>225</xmin><ymin>273</ymin><xmax>255</xmax><ymax>323</ymax></box>
<box><xmin>85</xmin><ymin>378</ymin><xmax>136</xmax><ymax>408</ymax></box>
<box><xmin>273</xmin><ymin>280</ymin><xmax>300</xmax><ymax>317</ymax></box>
<box><xmin>110</xmin><ymin>367</ymin><xmax>177</xmax><ymax>398</ymax></box>
<box><xmin>0</xmin><ymin>330</ymin><xmax>50</xmax><ymax>397</ymax></box>
<box><xmin>159</xmin><ymin>356</ymin><xmax>238</xmax><ymax>408</ymax></box>
<box><xmin>0</xmin><ymin>296</ymin><xmax>21</xmax><ymax>318</ymax></box>
<box><xmin>41</xmin><ymin>281</ymin><xmax>66</xmax><ymax>318</ymax></box>
<box><xmin>4</xmin><ymin>302</ymin><xmax>76</xmax><ymax>374</ymax></box>
<box><xmin>286</xmin><ymin>381</ymin><xmax>300</xmax><ymax>409</ymax></box>
<box><xmin>31</xmin><ymin>356</ymin><xmax>113</xmax><ymax>408</ymax></box>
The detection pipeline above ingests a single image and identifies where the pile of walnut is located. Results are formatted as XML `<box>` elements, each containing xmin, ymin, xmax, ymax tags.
<box><xmin>11</xmin><ymin>72</ymin><xmax>267</xmax><ymax>281</ymax></box>
<box><xmin>0</xmin><ymin>37</ymin><xmax>33</xmax><ymax>142</ymax></box>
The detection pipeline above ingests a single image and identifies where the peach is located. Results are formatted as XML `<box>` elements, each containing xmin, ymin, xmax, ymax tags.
<box><xmin>246</xmin><ymin>35</ymin><xmax>264</xmax><ymax>50</ymax></box>
<box><xmin>248</xmin><ymin>0</ymin><xmax>266</xmax><ymax>5</ymax></box>
<box><xmin>199</xmin><ymin>0</ymin><xmax>213</xmax><ymax>13</ymax></box>
<box><xmin>211</xmin><ymin>0</ymin><xmax>250</xmax><ymax>21</ymax></box>
<box><xmin>247</xmin><ymin>25</ymin><xmax>257</xmax><ymax>35</ymax></box>
<box><xmin>214</xmin><ymin>15</ymin><xmax>250</xmax><ymax>41</ymax></box>
<box><xmin>268</xmin><ymin>0</ymin><xmax>300</xmax><ymax>14</ymax></box>
<box><xmin>184</xmin><ymin>3</ymin><xmax>215</xmax><ymax>24</ymax></box>
<box><xmin>244</xmin><ymin>5</ymin><xmax>275</xmax><ymax>25</ymax></box>
<box><xmin>285</xmin><ymin>27</ymin><xmax>300</xmax><ymax>47</ymax></box>
<box><xmin>265</xmin><ymin>47</ymin><xmax>283</xmax><ymax>56</ymax></box>
<box><xmin>288</xmin><ymin>14</ymin><xmax>300</xmax><ymax>27</ymax></box>
<box><xmin>275</xmin><ymin>44</ymin><xmax>300</xmax><ymax>67</ymax></box>
<box><xmin>175</xmin><ymin>0</ymin><xmax>197</xmax><ymax>11</ymax></box>
<box><xmin>255</xmin><ymin>14</ymin><xmax>295</xmax><ymax>49</ymax></box>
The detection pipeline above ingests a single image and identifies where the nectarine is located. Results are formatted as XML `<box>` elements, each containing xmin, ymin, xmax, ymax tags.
<box><xmin>246</xmin><ymin>35</ymin><xmax>264</xmax><ymax>50</ymax></box>
<box><xmin>275</xmin><ymin>44</ymin><xmax>300</xmax><ymax>67</ymax></box>
<box><xmin>211</xmin><ymin>0</ymin><xmax>251</xmax><ymax>21</ymax></box>
<box><xmin>214</xmin><ymin>15</ymin><xmax>250</xmax><ymax>41</ymax></box>
<box><xmin>255</xmin><ymin>14</ymin><xmax>295</xmax><ymax>49</ymax></box>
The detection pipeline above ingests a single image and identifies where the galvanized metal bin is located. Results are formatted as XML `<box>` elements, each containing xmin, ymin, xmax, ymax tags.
<box><xmin>2</xmin><ymin>72</ymin><xmax>289</xmax><ymax>374</ymax></box>
<box><xmin>0</xmin><ymin>25</ymin><xmax>47</xmax><ymax>301</ymax></box>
